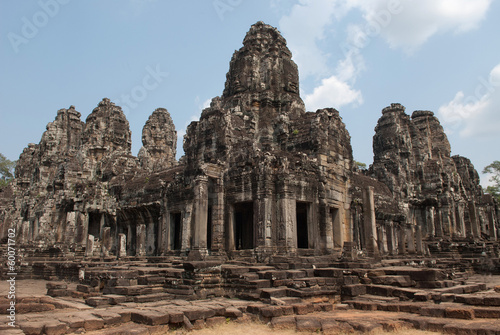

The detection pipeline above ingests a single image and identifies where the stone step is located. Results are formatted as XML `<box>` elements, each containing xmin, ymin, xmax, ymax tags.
<box><xmin>370</xmin><ymin>275</ymin><xmax>415</xmax><ymax>287</ymax></box>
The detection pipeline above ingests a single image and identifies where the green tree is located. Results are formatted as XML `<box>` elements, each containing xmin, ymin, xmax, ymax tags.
<box><xmin>482</xmin><ymin>160</ymin><xmax>500</xmax><ymax>201</ymax></box>
<box><xmin>354</xmin><ymin>160</ymin><xmax>367</xmax><ymax>170</ymax></box>
<box><xmin>0</xmin><ymin>153</ymin><xmax>16</xmax><ymax>188</ymax></box>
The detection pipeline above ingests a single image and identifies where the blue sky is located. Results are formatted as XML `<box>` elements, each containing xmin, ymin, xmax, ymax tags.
<box><xmin>1</xmin><ymin>0</ymin><xmax>499</xmax><ymax>187</ymax></box>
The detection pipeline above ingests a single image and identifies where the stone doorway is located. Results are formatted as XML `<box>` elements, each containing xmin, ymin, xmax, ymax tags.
<box><xmin>234</xmin><ymin>202</ymin><xmax>254</xmax><ymax>250</ymax></box>
<box><xmin>170</xmin><ymin>212</ymin><xmax>182</xmax><ymax>251</ymax></box>
<box><xmin>296</xmin><ymin>202</ymin><xmax>309</xmax><ymax>249</ymax></box>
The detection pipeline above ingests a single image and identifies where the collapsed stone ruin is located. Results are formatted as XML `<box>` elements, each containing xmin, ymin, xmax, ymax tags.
<box><xmin>1</xmin><ymin>20</ymin><xmax>500</xmax><ymax>335</ymax></box>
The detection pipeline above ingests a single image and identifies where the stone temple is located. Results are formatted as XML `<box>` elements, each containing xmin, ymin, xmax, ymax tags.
<box><xmin>1</xmin><ymin>21</ymin><xmax>500</xmax><ymax>335</ymax></box>
<box><xmin>0</xmin><ymin>22</ymin><xmax>498</xmax><ymax>261</ymax></box>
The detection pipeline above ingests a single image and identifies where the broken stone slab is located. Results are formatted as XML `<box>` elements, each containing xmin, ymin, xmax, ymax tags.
<box><xmin>43</xmin><ymin>320</ymin><xmax>69</xmax><ymax>335</ymax></box>
<box><xmin>341</xmin><ymin>284</ymin><xmax>366</xmax><ymax>297</ymax></box>
<box><xmin>295</xmin><ymin>315</ymin><xmax>322</xmax><ymax>332</ymax></box>
<box><xmin>131</xmin><ymin>310</ymin><xmax>170</xmax><ymax>326</ymax></box>
<box><xmin>224</xmin><ymin>307</ymin><xmax>243</xmax><ymax>318</ymax></box>
<box><xmin>444</xmin><ymin>307</ymin><xmax>475</xmax><ymax>319</ymax></box>
<box><xmin>260</xmin><ymin>306</ymin><xmax>284</xmax><ymax>318</ymax></box>
<box><xmin>271</xmin><ymin>316</ymin><xmax>296</xmax><ymax>330</ymax></box>
<box><xmin>320</xmin><ymin>318</ymin><xmax>355</xmax><ymax>335</ymax></box>
<box><xmin>92</xmin><ymin>311</ymin><xmax>123</xmax><ymax>325</ymax></box>
<box><xmin>85</xmin><ymin>296</ymin><xmax>111</xmax><ymax>307</ymax></box>
<box><xmin>46</xmin><ymin>282</ymin><xmax>68</xmax><ymax>290</ymax></box>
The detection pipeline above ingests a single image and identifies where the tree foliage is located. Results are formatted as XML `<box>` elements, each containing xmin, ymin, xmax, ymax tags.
<box><xmin>482</xmin><ymin>160</ymin><xmax>500</xmax><ymax>201</ymax></box>
<box><xmin>354</xmin><ymin>160</ymin><xmax>367</xmax><ymax>170</ymax></box>
<box><xmin>0</xmin><ymin>153</ymin><xmax>16</xmax><ymax>188</ymax></box>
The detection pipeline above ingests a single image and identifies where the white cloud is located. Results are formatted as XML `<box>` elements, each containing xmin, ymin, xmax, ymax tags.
<box><xmin>351</xmin><ymin>0</ymin><xmax>492</xmax><ymax>52</ymax></box>
<box><xmin>280</xmin><ymin>0</ymin><xmax>491</xmax><ymax>111</ymax></box>
<box><xmin>279</xmin><ymin>0</ymin><xmax>352</xmax><ymax>78</ymax></box>
<box><xmin>438</xmin><ymin>63</ymin><xmax>500</xmax><ymax>138</ymax></box>
<box><xmin>304</xmin><ymin>75</ymin><xmax>363</xmax><ymax>111</ymax></box>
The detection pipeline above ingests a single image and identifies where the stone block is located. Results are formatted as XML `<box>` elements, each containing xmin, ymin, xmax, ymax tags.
<box><xmin>313</xmin><ymin>268</ymin><xmax>343</xmax><ymax>278</ymax></box>
<box><xmin>225</xmin><ymin>307</ymin><xmax>243</xmax><ymax>318</ymax></box>
<box><xmin>92</xmin><ymin>311</ymin><xmax>122</xmax><ymax>325</ymax></box>
<box><xmin>321</xmin><ymin>318</ymin><xmax>354</xmax><ymax>335</ymax></box>
<box><xmin>43</xmin><ymin>321</ymin><xmax>68</xmax><ymax>335</ymax></box>
<box><xmin>341</xmin><ymin>284</ymin><xmax>366</xmax><ymax>296</ymax></box>
<box><xmin>20</xmin><ymin>321</ymin><xmax>46</xmax><ymax>335</ymax></box>
<box><xmin>271</xmin><ymin>316</ymin><xmax>296</xmax><ymax>330</ymax></box>
<box><xmin>293</xmin><ymin>303</ymin><xmax>314</xmax><ymax>315</ymax></box>
<box><xmin>46</xmin><ymin>282</ymin><xmax>67</xmax><ymax>290</ymax></box>
<box><xmin>205</xmin><ymin>316</ymin><xmax>226</xmax><ymax>328</ymax></box>
<box><xmin>131</xmin><ymin>310</ymin><xmax>170</xmax><ymax>326</ymax></box>
<box><xmin>483</xmin><ymin>296</ymin><xmax>500</xmax><ymax>306</ymax></box>
<box><xmin>445</xmin><ymin>308</ymin><xmax>475</xmax><ymax>320</ymax></box>
<box><xmin>85</xmin><ymin>296</ymin><xmax>110</xmax><ymax>307</ymax></box>
<box><xmin>296</xmin><ymin>316</ymin><xmax>322</xmax><ymax>332</ymax></box>
<box><xmin>260</xmin><ymin>306</ymin><xmax>283</xmax><ymax>318</ymax></box>
<box><xmin>420</xmin><ymin>306</ymin><xmax>446</xmax><ymax>318</ymax></box>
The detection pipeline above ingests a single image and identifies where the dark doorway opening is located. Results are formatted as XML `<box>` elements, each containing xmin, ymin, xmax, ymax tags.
<box><xmin>88</xmin><ymin>212</ymin><xmax>101</xmax><ymax>239</ymax></box>
<box><xmin>296</xmin><ymin>202</ymin><xmax>309</xmax><ymax>249</ymax></box>
<box><xmin>170</xmin><ymin>212</ymin><xmax>182</xmax><ymax>250</ymax></box>
<box><xmin>234</xmin><ymin>202</ymin><xmax>254</xmax><ymax>250</ymax></box>
<box><xmin>207</xmin><ymin>206</ymin><xmax>213</xmax><ymax>250</ymax></box>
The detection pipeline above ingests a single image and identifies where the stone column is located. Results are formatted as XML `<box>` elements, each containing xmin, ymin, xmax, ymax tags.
<box><xmin>468</xmin><ymin>201</ymin><xmax>481</xmax><ymax>238</ymax></box>
<box><xmin>65</xmin><ymin>212</ymin><xmax>77</xmax><ymax>244</ymax></box>
<box><xmin>407</xmin><ymin>226</ymin><xmax>416</xmax><ymax>254</ymax></box>
<box><xmin>86</xmin><ymin>235</ymin><xmax>95</xmax><ymax>257</ymax></box>
<box><xmin>397</xmin><ymin>226</ymin><xmax>406</xmax><ymax>255</ymax></box>
<box><xmin>101</xmin><ymin>227</ymin><xmax>111</xmax><ymax>257</ymax></box>
<box><xmin>456</xmin><ymin>202</ymin><xmax>466</xmax><ymax>238</ymax></box>
<box><xmin>363</xmin><ymin>186</ymin><xmax>379</xmax><ymax>257</ymax></box>
<box><xmin>117</xmin><ymin>233</ymin><xmax>127</xmax><ymax>258</ymax></box>
<box><xmin>380</xmin><ymin>224</ymin><xmax>389</xmax><ymax>254</ymax></box>
<box><xmin>386</xmin><ymin>221</ymin><xmax>396</xmax><ymax>255</ymax></box>
<box><xmin>136</xmin><ymin>224</ymin><xmax>146</xmax><ymax>257</ymax></box>
<box><xmin>279</xmin><ymin>197</ymin><xmax>296</xmax><ymax>252</ymax></box>
<box><xmin>425</xmin><ymin>206</ymin><xmax>435</xmax><ymax>238</ymax></box>
<box><xmin>193</xmin><ymin>176</ymin><xmax>209</xmax><ymax>252</ymax></box>
<box><xmin>227</xmin><ymin>204</ymin><xmax>235</xmax><ymax>251</ymax></box>
<box><xmin>333</xmin><ymin>207</ymin><xmax>344</xmax><ymax>249</ymax></box>
<box><xmin>415</xmin><ymin>225</ymin><xmax>423</xmax><ymax>254</ymax></box>
<box><xmin>440</xmin><ymin>206</ymin><xmax>452</xmax><ymax>237</ymax></box>
<box><xmin>487</xmin><ymin>208</ymin><xmax>497</xmax><ymax>241</ymax></box>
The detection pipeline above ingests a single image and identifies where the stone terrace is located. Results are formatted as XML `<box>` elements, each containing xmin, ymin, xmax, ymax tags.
<box><xmin>2</xmin><ymin>256</ymin><xmax>500</xmax><ymax>334</ymax></box>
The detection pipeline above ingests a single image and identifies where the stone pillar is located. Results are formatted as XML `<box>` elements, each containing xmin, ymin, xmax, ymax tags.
<box><xmin>227</xmin><ymin>204</ymin><xmax>235</xmax><ymax>251</ymax></box>
<box><xmin>157</xmin><ymin>214</ymin><xmax>168</xmax><ymax>255</ymax></box>
<box><xmin>386</xmin><ymin>221</ymin><xmax>396</xmax><ymax>255</ymax></box>
<box><xmin>434</xmin><ymin>208</ymin><xmax>443</xmax><ymax>237</ymax></box>
<box><xmin>278</xmin><ymin>197</ymin><xmax>296</xmax><ymax>252</ymax></box>
<box><xmin>487</xmin><ymin>209</ymin><xmax>497</xmax><ymax>241</ymax></box>
<box><xmin>117</xmin><ymin>233</ymin><xmax>127</xmax><ymax>258</ymax></box>
<box><xmin>65</xmin><ymin>212</ymin><xmax>77</xmax><ymax>244</ymax></box>
<box><xmin>101</xmin><ymin>227</ymin><xmax>111</xmax><ymax>257</ymax></box>
<box><xmin>193</xmin><ymin>176</ymin><xmax>209</xmax><ymax>252</ymax></box>
<box><xmin>86</xmin><ymin>234</ymin><xmax>95</xmax><ymax>257</ymax></box>
<box><xmin>456</xmin><ymin>203</ymin><xmax>466</xmax><ymax>238</ymax></box>
<box><xmin>415</xmin><ymin>225</ymin><xmax>423</xmax><ymax>254</ymax></box>
<box><xmin>425</xmin><ymin>206</ymin><xmax>435</xmax><ymax>238</ymax></box>
<box><xmin>441</xmin><ymin>206</ymin><xmax>452</xmax><ymax>237</ymax></box>
<box><xmin>363</xmin><ymin>186</ymin><xmax>379</xmax><ymax>257</ymax></box>
<box><xmin>377</xmin><ymin>224</ymin><xmax>388</xmax><ymax>255</ymax></box>
<box><xmin>333</xmin><ymin>207</ymin><xmax>344</xmax><ymax>249</ymax></box>
<box><xmin>136</xmin><ymin>224</ymin><xmax>146</xmax><ymax>257</ymax></box>
<box><xmin>397</xmin><ymin>226</ymin><xmax>406</xmax><ymax>255</ymax></box>
<box><xmin>468</xmin><ymin>201</ymin><xmax>481</xmax><ymax>238</ymax></box>
<box><xmin>407</xmin><ymin>226</ymin><xmax>416</xmax><ymax>254</ymax></box>
<box><xmin>146</xmin><ymin>220</ymin><xmax>156</xmax><ymax>256</ymax></box>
